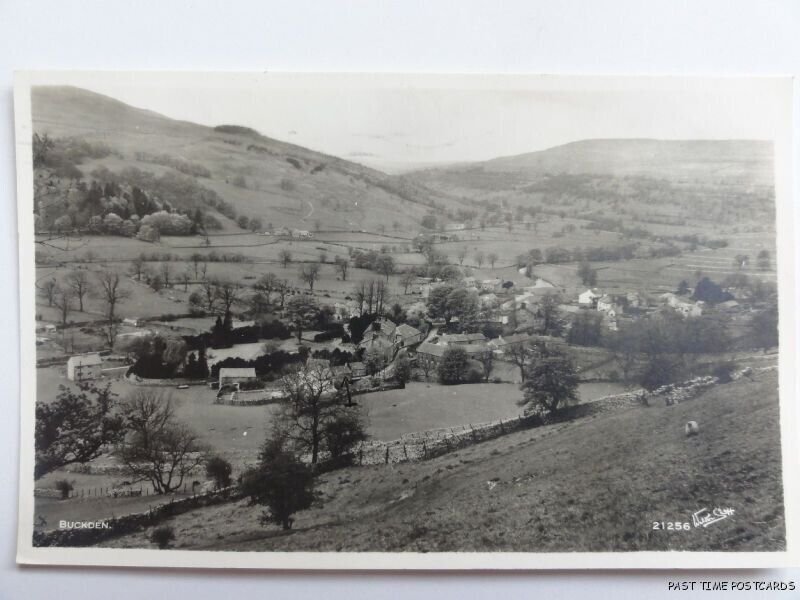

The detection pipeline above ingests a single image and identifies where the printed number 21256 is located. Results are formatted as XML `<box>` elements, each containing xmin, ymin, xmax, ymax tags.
<box><xmin>652</xmin><ymin>521</ymin><xmax>691</xmax><ymax>531</ymax></box>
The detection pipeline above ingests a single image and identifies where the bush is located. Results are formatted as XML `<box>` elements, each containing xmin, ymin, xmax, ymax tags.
<box><xmin>205</xmin><ymin>456</ymin><xmax>233</xmax><ymax>489</ymax></box>
<box><xmin>54</xmin><ymin>479</ymin><xmax>73</xmax><ymax>500</ymax></box>
<box><xmin>465</xmin><ymin>366</ymin><xmax>484</xmax><ymax>384</ymax></box>
<box><xmin>711</xmin><ymin>362</ymin><xmax>736</xmax><ymax>384</ymax></box>
<box><xmin>150</xmin><ymin>525</ymin><xmax>176</xmax><ymax>549</ymax></box>
<box><xmin>239</xmin><ymin>437</ymin><xmax>315</xmax><ymax>531</ymax></box>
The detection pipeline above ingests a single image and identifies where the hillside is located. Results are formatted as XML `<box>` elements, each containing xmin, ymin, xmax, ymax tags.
<box><xmin>31</xmin><ymin>86</ymin><xmax>463</xmax><ymax>233</ymax></box>
<box><xmin>102</xmin><ymin>370</ymin><xmax>784</xmax><ymax>553</ymax></box>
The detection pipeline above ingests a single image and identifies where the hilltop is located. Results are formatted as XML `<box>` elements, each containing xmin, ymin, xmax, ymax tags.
<box><xmin>411</xmin><ymin>138</ymin><xmax>773</xmax><ymax>200</ymax></box>
<box><xmin>101</xmin><ymin>370</ymin><xmax>783</xmax><ymax>553</ymax></box>
<box><xmin>31</xmin><ymin>86</ymin><xmax>464</xmax><ymax>233</ymax></box>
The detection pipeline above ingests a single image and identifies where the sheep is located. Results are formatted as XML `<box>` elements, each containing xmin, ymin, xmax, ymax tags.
<box><xmin>685</xmin><ymin>421</ymin><xmax>700</xmax><ymax>437</ymax></box>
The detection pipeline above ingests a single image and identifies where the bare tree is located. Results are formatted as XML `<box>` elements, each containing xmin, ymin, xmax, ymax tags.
<box><xmin>190</xmin><ymin>253</ymin><xmax>203</xmax><ymax>279</ymax></box>
<box><xmin>353</xmin><ymin>281</ymin><xmax>367</xmax><ymax>316</ymax></box>
<box><xmin>456</xmin><ymin>247</ymin><xmax>467</xmax><ymax>265</ymax></box>
<box><xmin>159</xmin><ymin>263</ymin><xmax>172</xmax><ymax>288</ymax></box>
<box><xmin>275</xmin><ymin>279</ymin><xmax>290</xmax><ymax>310</ymax></box>
<box><xmin>279</xmin><ymin>364</ymin><xmax>340</xmax><ymax>464</ymax></box>
<box><xmin>53</xmin><ymin>286</ymin><xmax>74</xmax><ymax>326</ymax></box>
<box><xmin>215</xmin><ymin>279</ymin><xmax>243</xmax><ymax>313</ymax></box>
<box><xmin>334</xmin><ymin>256</ymin><xmax>349</xmax><ymax>281</ymax></box>
<box><xmin>201</xmin><ymin>278</ymin><xmax>218</xmax><ymax>311</ymax></box>
<box><xmin>506</xmin><ymin>341</ymin><xmax>530</xmax><ymax>382</ymax></box>
<box><xmin>400</xmin><ymin>271</ymin><xmax>416</xmax><ymax>295</ymax></box>
<box><xmin>475</xmin><ymin>251</ymin><xmax>485</xmax><ymax>269</ymax></box>
<box><xmin>96</xmin><ymin>271</ymin><xmax>130</xmax><ymax>349</ymax></box>
<box><xmin>279</xmin><ymin>249</ymin><xmax>292</xmax><ymax>268</ymax></box>
<box><xmin>374</xmin><ymin>279</ymin><xmax>390</xmax><ymax>315</ymax></box>
<box><xmin>477</xmin><ymin>349</ymin><xmax>495</xmax><ymax>382</ymax></box>
<box><xmin>255</xmin><ymin>272</ymin><xmax>279</xmax><ymax>303</ymax></box>
<box><xmin>117</xmin><ymin>390</ymin><xmax>207</xmax><ymax>495</ymax></box>
<box><xmin>178</xmin><ymin>269</ymin><xmax>192</xmax><ymax>292</ymax></box>
<box><xmin>39</xmin><ymin>278</ymin><xmax>59</xmax><ymax>307</ymax></box>
<box><xmin>488</xmin><ymin>252</ymin><xmax>498</xmax><ymax>269</ymax></box>
<box><xmin>299</xmin><ymin>262</ymin><xmax>321</xmax><ymax>291</ymax></box>
<box><xmin>129</xmin><ymin>257</ymin><xmax>146</xmax><ymax>282</ymax></box>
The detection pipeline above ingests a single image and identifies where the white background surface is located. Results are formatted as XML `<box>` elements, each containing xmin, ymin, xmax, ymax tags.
<box><xmin>1</xmin><ymin>1</ymin><xmax>798</xmax><ymax>597</ymax></box>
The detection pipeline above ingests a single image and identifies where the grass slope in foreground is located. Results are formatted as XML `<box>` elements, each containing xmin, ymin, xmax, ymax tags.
<box><xmin>102</xmin><ymin>370</ymin><xmax>784</xmax><ymax>552</ymax></box>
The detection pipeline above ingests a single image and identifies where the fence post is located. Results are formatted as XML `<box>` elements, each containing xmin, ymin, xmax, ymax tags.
<box><xmin>385</xmin><ymin>445</ymin><xmax>390</xmax><ymax>465</ymax></box>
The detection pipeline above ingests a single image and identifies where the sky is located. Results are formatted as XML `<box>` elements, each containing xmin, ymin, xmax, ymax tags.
<box><xmin>26</xmin><ymin>73</ymin><xmax>790</xmax><ymax>172</ymax></box>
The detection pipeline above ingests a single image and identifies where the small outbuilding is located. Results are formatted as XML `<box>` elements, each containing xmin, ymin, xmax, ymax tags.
<box><xmin>66</xmin><ymin>353</ymin><xmax>103</xmax><ymax>382</ymax></box>
<box><xmin>218</xmin><ymin>367</ymin><xmax>258</xmax><ymax>389</ymax></box>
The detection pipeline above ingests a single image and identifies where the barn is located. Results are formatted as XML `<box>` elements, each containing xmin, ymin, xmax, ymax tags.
<box><xmin>66</xmin><ymin>354</ymin><xmax>103</xmax><ymax>382</ymax></box>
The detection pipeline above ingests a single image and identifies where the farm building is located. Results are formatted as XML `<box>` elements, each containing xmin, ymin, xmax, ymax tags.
<box><xmin>439</xmin><ymin>332</ymin><xmax>486</xmax><ymax>346</ymax></box>
<box><xmin>481</xmin><ymin>278</ymin><xmax>503</xmax><ymax>292</ymax></box>
<box><xmin>349</xmin><ymin>361</ymin><xmax>367</xmax><ymax>378</ymax></box>
<box><xmin>218</xmin><ymin>367</ymin><xmax>258</xmax><ymax>389</ymax></box>
<box><xmin>394</xmin><ymin>323</ymin><xmax>423</xmax><ymax>347</ymax></box>
<box><xmin>66</xmin><ymin>353</ymin><xmax>103</xmax><ymax>382</ymax></box>
<box><xmin>414</xmin><ymin>341</ymin><xmax>448</xmax><ymax>367</ymax></box>
<box><xmin>122</xmin><ymin>317</ymin><xmax>142</xmax><ymax>327</ymax></box>
<box><xmin>578</xmin><ymin>289</ymin><xmax>600</xmax><ymax>307</ymax></box>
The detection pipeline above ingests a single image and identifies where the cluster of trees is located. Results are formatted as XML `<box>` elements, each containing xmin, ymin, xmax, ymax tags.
<box><xmin>126</xmin><ymin>335</ymin><xmax>189</xmax><ymax>379</ymax></box>
<box><xmin>33</xmin><ymin>135</ymin><xmax>262</xmax><ymax>236</ymax></box>
<box><xmin>352</xmin><ymin>279</ymin><xmax>391</xmax><ymax>317</ymax></box>
<box><xmin>436</xmin><ymin>346</ymin><xmax>492</xmax><ymax>385</ymax></box>
<box><xmin>350</xmin><ymin>249</ymin><xmax>395</xmax><ymax>279</ymax></box>
<box><xmin>209</xmin><ymin>347</ymin><xmax>309</xmax><ymax>380</ymax></box>
<box><xmin>539</xmin><ymin>243</ymin><xmax>640</xmax><ymax>265</ymax></box>
<box><xmin>605</xmin><ymin>311</ymin><xmax>733</xmax><ymax>389</ymax></box>
<box><xmin>33</xmin><ymin>133</ymin><xmax>112</xmax><ymax>178</ymax></box>
<box><xmin>134</xmin><ymin>152</ymin><xmax>211</xmax><ymax>178</ymax></box>
<box><xmin>426</xmin><ymin>284</ymin><xmax>479</xmax><ymax>326</ymax></box>
<box><xmin>40</xmin><ymin>270</ymin><xmax>130</xmax><ymax>349</ymax></box>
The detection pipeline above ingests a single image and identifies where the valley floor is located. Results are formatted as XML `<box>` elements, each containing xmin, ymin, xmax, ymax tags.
<box><xmin>100</xmin><ymin>369</ymin><xmax>784</xmax><ymax>553</ymax></box>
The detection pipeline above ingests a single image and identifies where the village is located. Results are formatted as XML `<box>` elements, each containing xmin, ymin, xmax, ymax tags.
<box><xmin>27</xmin><ymin>84</ymin><xmax>782</xmax><ymax>554</ymax></box>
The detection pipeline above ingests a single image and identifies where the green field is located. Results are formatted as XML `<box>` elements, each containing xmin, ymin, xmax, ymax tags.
<box><xmin>98</xmin><ymin>369</ymin><xmax>784</xmax><ymax>552</ymax></box>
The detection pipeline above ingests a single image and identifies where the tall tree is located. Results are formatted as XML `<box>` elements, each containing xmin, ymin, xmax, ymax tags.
<box><xmin>215</xmin><ymin>279</ymin><xmax>242</xmax><ymax>313</ymax></box>
<box><xmin>519</xmin><ymin>346</ymin><xmax>579</xmax><ymax>415</ymax></box>
<box><xmin>96</xmin><ymin>271</ymin><xmax>130</xmax><ymax>349</ymax></box>
<box><xmin>279</xmin><ymin>249</ymin><xmax>292</xmax><ymax>268</ymax></box>
<box><xmin>35</xmin><ymin>382</ymin><xmax>124</xmax><ymax>479</ymax></box>
<box><xmin>39</xmin><ymin>278</ymin><xmax>59</xmax><ymax>307</ymax></box>
<box><xmin>279</xmin><ymin>363</ymin><xmax>339</xmax><ymax>464</ymax></box>
<box><xmin>239</xmin><ymin>433</ymin><xmax>315</xmax><ymax>530</ymax></box>
<box><xmin>65</xmin><ymin>271</ymin><xmax>92</xmax><ymax>312</ymax></box>
<box><xmin>117</xmin><ymin>390</ymin><xmax>207</xmax><ymax>494</ymax></box>
<box><xmin>285</xmin><ymin>295</ymin><xmax>320</xmax><ymax>342</ymax></box>
<box><xmin>299</xmin><ymin>262</ymin><xmax>321</xmax><ymax>291</ymax></box>
<box><xmin>334</xmin><ymin>256</ymin><xmax>349</xmax><ymax>281</ymax></box>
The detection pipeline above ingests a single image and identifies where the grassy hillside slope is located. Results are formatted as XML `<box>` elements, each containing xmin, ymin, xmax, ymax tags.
<box><xmin>31</xmin><ymin>86</ymin><xmax>464</xmax><ymax>232</ymax></box>
<box><xmin>102</xmin><ymin>370</ymin><xmax>783</xmax><ymax>553</ymax></box>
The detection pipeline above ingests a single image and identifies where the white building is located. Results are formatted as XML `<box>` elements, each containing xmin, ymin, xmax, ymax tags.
<box><xmin>578</xmin><ymin>289</ymin><xmax>600</xmax><ymax>307</ymax></box>
<box><xmin>218</xmin><ymin>367</ymin><xmax>258</xmax><ymax>389</ymax></box>
<box><xmin>67</xmin><ymin>354</ymin><xmax>103</xmax><ymax>382</ymax></box>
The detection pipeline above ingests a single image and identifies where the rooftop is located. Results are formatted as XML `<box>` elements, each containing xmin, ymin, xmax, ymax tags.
<box><xmin>67</xmin><ymin>353</ymin><xmax>102</xmax><ymax>366</ymax></box>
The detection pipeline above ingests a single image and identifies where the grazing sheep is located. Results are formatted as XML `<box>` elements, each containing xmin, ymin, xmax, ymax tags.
<box><xmin>685</xmin><ymin>421</ymin><xmax>700</xmax><ymax>437</ymax></box>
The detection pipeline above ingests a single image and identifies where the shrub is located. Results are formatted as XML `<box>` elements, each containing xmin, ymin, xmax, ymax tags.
<box><xmin>205</xmin><ymin>456</ymin><xmax>233</xmax><ymax>489</ymax></box>
<box><xmin>54</xmin><ymin>479</ymin><xmax>73</xmax><ymax>500</ymax></box>
<box><xmin>239</xmin><ymin>437</ymin><xmax>315</xmax><ymax>530</ymax></box>
<box><xmin>711</xmin><ymin>362</ymin><xmax>736</xmax><ymax>384</ymax></box>
<box><xmin>150</xmin><ymin>525</ymin><xmax>176</xmax><ymax>549</ymax></box>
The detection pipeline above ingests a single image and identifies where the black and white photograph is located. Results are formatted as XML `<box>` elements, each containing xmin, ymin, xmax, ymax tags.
<box><xmin>13</xmin><ymin>71</ymin><xmax>797</xmax><ymax>570</ymax></box>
